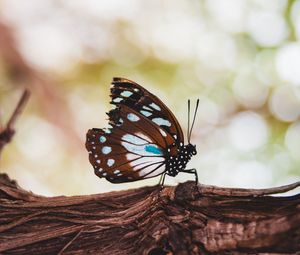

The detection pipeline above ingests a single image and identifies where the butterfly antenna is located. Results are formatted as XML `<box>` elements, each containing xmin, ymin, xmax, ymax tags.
<box><xmin>187</xmin><ymin>99</ymin><xmax>191</xmax><ymax>143</ymax></box>
<box><xmin>188</xmin><ymin>99</ymin><xmax>199</xmax><ymax>142</ymax></box>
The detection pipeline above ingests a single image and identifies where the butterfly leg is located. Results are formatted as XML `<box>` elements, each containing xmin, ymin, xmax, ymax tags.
<box><xmin>181</xmin><ymin>168</ymin><xmax>198</xmax><ymax>184</ymax></box>
<box><xmin>158</xmin><ymin>172</ymin><xmax>167</xmax><ymax>187</ymax></box>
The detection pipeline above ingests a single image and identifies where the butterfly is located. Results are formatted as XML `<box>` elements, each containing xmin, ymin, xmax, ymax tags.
<box><xmin>86</xmin><ymin>77</ymin><xmax>199</xmax><ymax>185</ymax></box>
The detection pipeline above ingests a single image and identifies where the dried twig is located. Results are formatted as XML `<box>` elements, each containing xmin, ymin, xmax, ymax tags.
<box><xmin>0</xmin><ymin>22</ymin><xmax>82</xmax><ymax>151</ymax></box>
<box><xmin>198</xmin><ymin>180</ymin><xmax>300</xmax><ymax>197</ymax></box>
<box><xmin>0</xmin><ymin>89</ymin><xmax>30</xmax><ymax>155</ymax></box>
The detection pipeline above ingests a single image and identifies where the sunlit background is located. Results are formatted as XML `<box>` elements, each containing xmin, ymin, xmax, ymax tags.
<box><xmin>0</xmin><ymin>0</ymin><xmax>300</xmax><ymax>196</ymax></box>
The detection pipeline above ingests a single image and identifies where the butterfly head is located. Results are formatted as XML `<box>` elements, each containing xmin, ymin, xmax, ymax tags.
<box><xmin>186</xmin><ymin>143</ymin><xmax>197</xmax><ymax>156</ymax></box>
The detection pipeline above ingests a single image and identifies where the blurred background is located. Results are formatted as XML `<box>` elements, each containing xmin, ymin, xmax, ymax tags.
<box><xmin>0</xmin><ymin>0</ymin><xmax>300</xmax><ymax>196</ymax></box>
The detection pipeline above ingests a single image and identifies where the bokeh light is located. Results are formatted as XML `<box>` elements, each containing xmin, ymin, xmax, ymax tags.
<box><xmin>0</xmin><ymin>0</ymin><xmax>299</xmax><ymax>196</ymax></box>
<box><xmin>285</xmin><ymin>121</ymin><xmax>300</xmax><ymax>160</ymax></box>
<box><xmin>228</xmin><ymin>111</ymin><xmax>268</xmax><ymax>152</ymax></box>
<box><xmin>269</xmin><ymin>85</ymin><xmax>300</xmax><ymax>122</ymax></box>
<box><xmin>276</xmin><ymin>43</ymin><xmax>300</xmax><ymax>85</ymax></box>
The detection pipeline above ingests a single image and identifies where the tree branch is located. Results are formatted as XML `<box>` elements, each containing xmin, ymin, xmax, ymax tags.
<box><xmin>0</xmin><ymin>22</ymin><xmax>82</xmax><ymax>151</ymax></box>
<box><xmin>0</xmin><ymin>89</ymin><xmax>30</xmax><ymax>155</ymax></box>
<box><xmin>0</xmin><ymin>173</ymin><xmax>299</xmax><ymax>255</ymax></box>
<box><xmin>198</xmin><ymin>181</ymin><xmax>300</xmax><ymax>197</ymax></box>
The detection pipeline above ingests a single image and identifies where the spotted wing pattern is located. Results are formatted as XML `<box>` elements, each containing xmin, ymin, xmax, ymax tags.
<box><xmin>86</xmin><ymin>77</ymin><xmax>185</xmax><ymax>183</ymax></box>
<box><xmin>86</xmin><ymin>105</ymin><xmax>175</xmax><ymax>182</ymax></box>
<box><xmin>111</xmin><ymin>77</ymin><xmax>184</xmax><ymax>148</ymax></box>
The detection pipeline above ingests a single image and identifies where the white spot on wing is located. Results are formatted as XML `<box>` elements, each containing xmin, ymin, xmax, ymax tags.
<box><xmin>150</xmin><ymin>103</ymin><xmax>161</xmax><ymax>111</ymax></box>
<box><xmin>102</xmin><ymin>146</ymin><xmax>112</xmax><ymax>154</ymax></box>
<box><xmin>113</xmin><ymin>97</ymin><xmax>123</xmax><ymax>103</ymax></box>
<box><xmin>159</xmin><ymin>128</ymin><xmax>167</xmax><ymax>137</ymax></box>
<box><xmin>130</xmin><ymin>157</ymin><xmax>164</xmax><ymax>171</ymax></box>
<box><xmin>127</xmin><ymin>113</ymin><xmax>140</xmax><ymax>122</ymax></box>
<box><xmin>126</xmin><ymin>153</ymin><xmax>140</xmax><ymax>160</ymax></box>
<box><xmin>121</xmin><ymin>142</ymin><xmax>163</xmax><ymax>156</ymax></box>
<box><xmin>121</xmin><ymin>91</ymin><xmax>133</xmax><ymax>97</ymax></box>
<box><xmin>104</xmin><ymin>128</ymin><xmax>111</xmax><ymax>134</ymax></box>
<box><xmin>143</xmin><ymin>105</ymin><xmax>153</xmax><ymax>111</ymax></box>
<box><xmin>139</xmin><ymin>163</ymin><xmax>165</xmax><ymax>177</ymax></box>
<box><xmin>114</xmin><ymin>170</ymin><xmax>120</xmax><ymax>174</ymax></box>
<box><xmin>152</xmin><ymin>118</ymin><xmax>171</xmax><ymax>127</ymax></box>
<box><xmin>99</xmin><ymin>136</ymin><xmax>106</xmax><ymax>143</ymax></box>
<box><xmin>107</xmin><ymin>159</ymin><xmax>115</xmax><ymax>167</ymax></box>
<box><xmin>122</xmin><ymin>134</ymin><xmax>147</xmax><ymax>145</ymax></box>
<box><xmin>137</xmin><ymin>133</ymin><xmax>152</xmax><ymax>142</ymax></box>
<box><xmin>96</xmin><ymin>159</ymin><xmax>101</xmax><ymax>164</ymax></box>
<box><xmin>140</xmin><ymin>110</ymin><xmax>152</xmax><ymax>117</ymax></box>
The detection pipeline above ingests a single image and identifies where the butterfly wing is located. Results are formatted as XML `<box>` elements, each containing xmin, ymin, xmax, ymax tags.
<box><xmin>86</xmin><ymin>105</ymin><xmax>174</xmax><ymax>183</ymax></box>
<box><xmin>111</xmin><ymin>77</ymin><xmax>184</xmax><ymax>148</ymax></box>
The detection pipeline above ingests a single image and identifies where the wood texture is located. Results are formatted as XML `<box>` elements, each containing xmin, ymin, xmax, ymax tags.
<box><xmin>0</xmin><ymin>173</ymin><xmax>299</xmax><ymax>254</ymax></box>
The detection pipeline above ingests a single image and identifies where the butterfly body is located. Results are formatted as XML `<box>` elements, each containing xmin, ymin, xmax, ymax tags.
<box><xmin>165</xmin><ymin>143</ymin><xmax>196</xmax><ymax>177</ymax></box>
<box><xmin>86</xmin><ymin>77</ymin><xmax>198</xmax><ymax>184</ymax></box>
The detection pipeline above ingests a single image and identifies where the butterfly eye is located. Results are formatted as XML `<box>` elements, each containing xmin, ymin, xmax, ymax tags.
<box><xmin>192</xmin><ymin>145</ymin><xmax>197</xmax><ymax>155</ymax></box>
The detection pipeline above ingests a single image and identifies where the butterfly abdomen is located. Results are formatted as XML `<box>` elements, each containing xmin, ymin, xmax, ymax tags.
<box><xmin>166</xmin><ymin>144</ymin><xmax>196</xmax><ymax>177</ymax></box>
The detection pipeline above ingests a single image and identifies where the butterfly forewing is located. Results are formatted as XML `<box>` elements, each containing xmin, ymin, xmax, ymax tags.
<box><xmin>107</xmin><ymin>105</ymin><xmax>172</xmax><ymax>148</ymax></box>
<box><xmin>86</xmin><ymin>105</ymin><xmax>171</xmax><ymax>182</ymax></box>
<box><xmin>111</xmin><ymin>77</ymin><xmax>184</xmax><ymax>147</ymax></box>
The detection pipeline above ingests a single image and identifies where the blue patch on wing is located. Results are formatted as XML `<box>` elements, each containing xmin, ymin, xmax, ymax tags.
<box><xmin>145</xmin><ymin>145</ymin><xmax>163</xmax><ymax>155</ymax></box>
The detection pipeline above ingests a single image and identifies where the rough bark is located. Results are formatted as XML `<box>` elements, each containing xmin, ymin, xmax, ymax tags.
<box><xmin>0</xmin><ymin>173</ymin><xmax>299</xmax><ymax>255</ymax></box>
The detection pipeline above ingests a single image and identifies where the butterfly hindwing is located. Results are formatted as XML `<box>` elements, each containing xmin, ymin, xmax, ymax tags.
<box><xmin>86</xmin><ymin>105</ymin><xmax>171</xmax><ymax>182</ymax></box>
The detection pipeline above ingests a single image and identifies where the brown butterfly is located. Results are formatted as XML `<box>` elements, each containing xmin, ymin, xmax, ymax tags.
<box><xmin>86</xmin><ymin>77</ymin><xmax>199</xmax><ymax>185</ymax></box>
